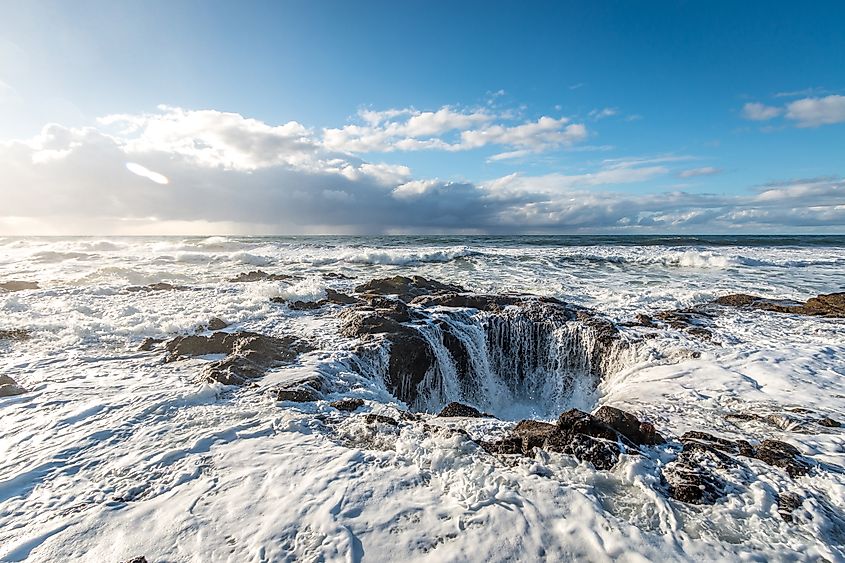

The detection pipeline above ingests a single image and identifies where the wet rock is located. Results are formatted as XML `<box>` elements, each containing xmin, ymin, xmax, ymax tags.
<box><xmin>680</xmin><ymin>431</ymin><xmax>754</xmax><ymax>457</ymax></box>
<box><xmin>0</xmin><ymin>329</ymin><xmax>31</xmax><ymax>341</ymax></box>
<box><xmin>554</xmin><ymin>433</ymin><xmax>622</xmax><ymax>471</ymax></box>
<box><xmin>354</xmin><ymin>275</ymin><xmax>465</xmax><ymax>301</ymax></box>
<box><xmin>0</xmin><ymin>375</ymin><xmax>27</xmax><ymax>397</ymax></box>
<box><xmin>511</xmin><ymin>420</ymin><xmax>557</xmax><ymax>454</ymax></box>
<box><xmin>818</xmin><ymin>416</ymin><xmax>841</xmax><ymax>428</ymax></box>
<box><xmin>593</xmin><ymin>405</ymin><xmax>665</xmax><ymax>446</ymax></box>
<box><xmin>365</xmin><ymin>414</ymin><xmax>398</xmax><ymax>426</ymax></box>
<box><xmin>0</xmin><ymin>280</ymin><xmax>39</xmax><ymax>292</ymax></box>
<box><xmin>228</xmin><ymin>270</ymin><xmax>298</xmax><ymax>283</ymax></box>
<box><xmin>777</xmin><ymin>492</ymin><xmax>804</xmax><ymax>523</ymax></box>
<box><xmin>121</xmin><ymin>557</ymin><xmax>149</xmax><ymax>563</ymax></box>
<box><xmin>650</xmin><ymin>308</ymin><xmax>715</xmax><ymax>338</ymax></box>
<box><xmin>164</xmin><ymin>331</ymin><xmax>314</xmax><ymax>385</ymax></box>
<box><xmin>207</xmin><ymin>317</ymin><xmax>229</xmax><ymax>331</ymax></box>
<box><xmin>437</xmin><ymin>402</ymin><xmax>487</xmax><ymax>418</ymax></box>
<box><xmin>138</xmin><ymin>337</ymin><xmax>164</xmax><ymax>351</ymax></box>
<box><xmin>287</xmin><ymin>300</ymin><xmax>325</xmax><ymax>311</ymax></box>
<box><xmin>273</xmin><ymin>387</ymin><xmax>319</xmax><ymax>402</ymax></box>
<box><xmin>322</xmin><ymin>272</ymin><xmax>355</xmax><ymax>280</ymax></box>
<box><xmin>438</xmin><ymin>322</ymin><xmax>471</xmax><ymax>378</ymax></box>
<box><xmin>330</xmin><ymin>398</ymin><xmax>364</xmax><ymax>412</ymax></box>
<box><xmin>325</xmin><ymin>288</ymin><xmax>359</xmax><ymax>305</ymax></box>
<box><xmin>753</xmin><ymin>440</ymin><xmax>811</xmax><ymax>477</ymax></box>
<box><xmin>663</xmin><ymin>453</ymin><xmax>727</xmax><ymax>504</ymax></box>
<box><xmin>126</xmin><ymin>282</ymin><xmax>189</xmax><ymax>292</ymax></box>
<box><xmin>714</xmin><ymin>292</ymin><xmax>845</xmax><ymax>318</ymax></box>
<box><xmin>412</xmin><ymin>293</ymin><xmax>523</xmax><ymax>312</ymax></box>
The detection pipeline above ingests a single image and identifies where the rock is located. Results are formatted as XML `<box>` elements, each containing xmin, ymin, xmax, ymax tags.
<box><xmin>663</xmin><ymin>454</ymin><xmax>727</xmax><ymax>504</ymax></box>
<box><xmin>818</xmin><ymin>416</ymin><xmax>841</xmax><ymax>428</ymax></box>
<box><xmin>777</xmin><ymin>492</ymin><xmax>803</xmax><ymax>523</ymax></box>
<box><xmin>164</xmin><ymin>331</ymin><xmax>314</xmax><ymax>385</ymax></box>
<box><xmin>0</xmin><ymin>375</ymin><xmax>27</xmax><ymax>397</ymax></box>
<box><xmin>412</xmin><ymin>293</ymin><xmax>523</xmax><ymax>312</ymax></box>
<box><xmin>593</xmin><ymin>406</ymin><xmax>665</xmax><ymax>446</ymax></box>
<box><xmin>287</xmin><ymin>300</ymin><xmax>325</xmax><ymax>311</ymax></box>
<box><xmin>354</xmin><ymin>276</ymin><xmax>465</xmax><ymax>301</ymax></box>
<box><xmin>273</xmin><ymin>387</ymin><xmax>319</xmax><ymax>402</ymax></box>
<box><xmin>207</xmin><ymin>317</ymin><xmax>229</xmax><ymax>331</ymax></box>
<box><xmin>325</xmin><ymin>288</ymin><xmax>359</xmax><ymax>305</ymax></box>
<box><xmin>680</xmin><ymin>431</ymin><xmax>754</xmax><ymax>457</ymax></box>
<box><xmin>121</xmin><ymin>557</ymin><xmax>149</xmax><ymax>563</ymax></box>
<box><xmin>753</xmin><ymin>440</ymin><xmax>811</xmax><ymax>477</ymax></box>
<box><xmin>0</xmin><ymin>329</ymin><xmax>31</xmax><ymax>341</ymax></box>
<box><xmin>228</xmin><ymin>270</ymin><xmax>297</xmax><ymax>283</ymax></box>
<box><xmin>126</xmin><ymin>282</ymin><xmax>188</xmax><ymax>292</ymax></box>
<box><xmin>0</xmin><ymin>280</ymin><xmax>39</xmax><ymax>292</ymax></box>
<box><xmin>714</xmin><ymin>292</ymin><xmax>845</xmax><ymax>318</ymax></box>
<box><xmin>437</xmin><ymin>402</ymin><xmax>487</xmax><ymax>418</ymax></box>
<box><xmin>330</xmin><ymin>398</ymin><xmax>364</xmax><ymax>412</ymax></box>
<box><xmin>365</xmin><ymin>414</ymin><xmax>398</xmax><ymax>426</ymax></box>
<box><xmin>322</xmin><ymin>272</ymin><xmax>355</xmax><ymax>280</ymax></box>
<box><xmin>138</xmin><ymin>337</ymin><xmax>164</xmax><ymax>351</ymax></box>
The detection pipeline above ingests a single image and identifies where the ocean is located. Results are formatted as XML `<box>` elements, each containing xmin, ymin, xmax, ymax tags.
<box><xmin>2</xmin><ymin>235</ymin><xmax>844</xmax><ymax>561</ymax></box>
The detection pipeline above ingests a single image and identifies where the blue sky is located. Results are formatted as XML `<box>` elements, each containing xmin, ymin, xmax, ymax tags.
<box><xmin>0</xmin><ymin>0</ymin><xmax>843</xmax><ymax>234</ymax></box>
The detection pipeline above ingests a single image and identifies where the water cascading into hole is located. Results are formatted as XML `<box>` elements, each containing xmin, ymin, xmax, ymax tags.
<box><xmin>395</xmin><ymin>308</ymin><xmax>631</xmax><ymax>420</ymax></box>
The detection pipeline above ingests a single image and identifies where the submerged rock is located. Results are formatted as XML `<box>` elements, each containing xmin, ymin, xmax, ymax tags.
<box><xmin>207</xmin><ymin>317</ymin><xmax>229</xmax><ymax>331</ymax></box>
<box><xmin>753</xmin><ymin>440</ymin><xmax>811</xmax><ymax>477</ymax></box>
<box><xmin>365</xmin><ymin>414</ymin><xmax>398</xmax><ymax>426</ymax></box>
<box><xmin>0</xmin><ymin>280</ymin><xmax>39</xmax><ymax>292</ymax></box>
<box><xmin>777</xmin><ymin>492</ymin><xmax>804</xmax><ymax>523</ymax></box>
<box><xmin>164</xmin><ymin>331</ymin><xmax>314</xmax><ymax>385</ymax></box>
<box><xmin>126</xmin><ymin>282</ymin><xmax>189</xmax><ymax>292</ymax></box>
<box><xmin>228</xmin><ymin>270</ymin><xmax>298</xmax><ymax>283</ymax></box>
<box><xmin>0</xmin><ymin>329</ymin><xmax>31</xmax><ymax>341</ymax></box>
<box><xmin>354</xmin><ymin>275</ymin><xmax>465</xmax><ymax>301</ymax></box>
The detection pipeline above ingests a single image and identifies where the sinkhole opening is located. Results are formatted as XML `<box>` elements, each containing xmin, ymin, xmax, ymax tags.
<box><xmin>376</xmin><ymin>308</ymin><xmax>632</xmax><ymax>421</ymax></box>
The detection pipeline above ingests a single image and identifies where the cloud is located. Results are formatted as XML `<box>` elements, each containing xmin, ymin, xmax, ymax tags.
<box><xmin>741</xmin><ymin>95</ymin><xmax>845</xmax><ymax>128</ymax></box>
<box><xmin>0</xmin><ymin>106</ymin><xmax>843</xmax><ymax>234</ymax></box>
<box><xmin>785</xmin><ymin>95</ymin><xmax>845</xmax><ymax>127</ymax></box>
<box><xmin>589</xmin><ymin>108</ymin><xmax>618</xmax><ymax>120</ymax></box>
<box><xmin>742</xmin><ymin>102</ymin><xmax>782</xmax><ymax>121</ymax></box>
<box><xmin>323</xmin><ymin>106</ymin><xmax>588</xmax><ymax>156</ymax></box>
<box><xmin>678</xmin><ymin>166</ymin><xmax>721</xmax><ymax>178</ymax></box>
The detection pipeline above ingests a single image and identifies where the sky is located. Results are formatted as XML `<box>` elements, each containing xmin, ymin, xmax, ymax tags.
<box><xmin>0</xmin><ymin>0</ymin><xmax>843</xmax><ymax>235</ymax></box>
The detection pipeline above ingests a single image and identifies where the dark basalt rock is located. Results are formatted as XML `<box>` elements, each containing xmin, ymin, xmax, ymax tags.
<box><xmin>164</xmin><ymin>331</ymin><xmax>314</xmax><ymax>385</ymax></box>
<box><xmin>511</xmin><ymin>420</ymin><xmax>557</xmax><ymax>454</ymax></box>
<box><xmin>663</xmin><ymin>453</ymin><xmax>727</xmax><ymax>504</ymax></box>
<box><xmin>354</xmin><ymin>275</ymin><xmax>465</xmax><ymax>301</ymax></box>
<box><xmin>322</xmin><ymin>272</ymin><xmax>355</xmax><ymax>280</ymax></box>
<box><xmin>207</xmin><ymin>317</ymin><xmax>229</xmax><ymax>331</ymax></box>
<box><xmin>412</xmin><ymin>293</ymin><xmax>523</xmax><ymax>312</ymax></box>
<box><xmin>0</xmin><ymin>375</ymin><xmax>27</xmax><ymax>397</ymax></box>
<box><xmin>0</xmin><ymin>329</ymin><xmax>31</xmax><ymax>341</ymax></box>
<box><xmin>437</xmin><ymin>402</ymin><xmax>487</xmax><ymax>418</ymax></box>
<box><xmin>777</xmin><ymin>492</ymin><xmax>804</xmax><ymax>523</ymax></box>
<box><xmin>273</xmin><ymin>387</ymin><xmax>319</xmax><ymax>402</ymax></box>
<box><xmin>714</xmin><ymin>292</ymin><xmax>845</xmax><ymax>318</ymax></box>
<box><xmin>753</xmin><ymin>440</ymin><xmax>811</xmax><ymax>477</ymax></box>
<box><xmin>138</xmin><ymin>337</ymin><xmax>164</xmax><ymax>351</ymax></box>
<box><xmin>121</xmin><ymin>557</ymin><xmax>149</xmax><ymax>563</ymax></box>
<box><xmin>680</xmin><ymin>431</ymin><xmax>754</xmax><ymax>458</ymax></box>
<box><xmin>287</xmin><ymin>300</ymin><xmax>325</xmax><ymax>311</ymax></box>
<box><xmin>228</xmin><ymin>270</ymin><xmax>298</xmax><ymax>283</ymax></box>
<box><xmin>818</xmin><ymin>416</ymin><xmax>841</xmax><ymax>428</ymax></box>
<box><xmin>330</xmin><ymin>398</ymin><xmax>364</xmax><ymax>412</ymax></box>
<box><xmin>326</xmin><ymin>288</ymin><xmax>359</xmax><ymax>305</ymax></box>
<box><xmin>0</xmin><ymin>280</ymin><xmax>39</xmax><ymax>292</ymax></box>
<box><xmin>365</xmin><ymin>414</ymin><xmax>398</xmax><ymax>426</ymax></box>
<box><xmin>593</xmin><ymin>405</ymin><xmax>665</xmax><ymax>446</ymax></box>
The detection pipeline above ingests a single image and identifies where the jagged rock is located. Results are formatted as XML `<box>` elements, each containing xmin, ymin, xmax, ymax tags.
<box><xmin>121</xmin><ymin>557</ymin><xmax>148</xmax><ymax>563</ymax></box>
<box><xmin>593</xmin><ymin>405</ymin><xmax>665</xmax><ymax>446</ymax></box>
<box><xmin>511</xmin><ymin>420</ymin><xmax>557</xmax><ymax>454</ymax></box>
<box><xmin>714</xmin><ymin>292</ymin><xmax>845</xmax><ymax>318</ymax></box>
<box><xmin>330</xmin><ymin>398</ymin><xmax>364</xmax><ymax>412</ymax></box>
<box><xmin>0</xmin><ymin>280</ymin><xmax>39</xmax><ymax>292</ymax></box>
<box><xmin>777</xmin><ymin>492</ymin><xmax>804</xmax><ymax>523</ymax></box>
<box><xmin>818</xmin><ymin>416</ymin><xmax>841</xmax><ymax>428</ymax></box>
<box><xmin>681</xmin><ymin>431</ymin><xmax>754</xmax><ymax>457</ymax></box>
<box><xmin>753</xmin><ymin>440</ymin><xmax>810</xmax><ymax>477</ymax></box>
<box><xmin>164</xmin><ymin>331</ymin><xmax>314</xmax><ymax>385</ymax></box>
<box><xmin>126</xmin><ymin>282</ymin><xmax>188</xmax><ymax>292</ymax></box>
<box><xmin>412</xmin><ymin>293</ymin><xmax>523</xmax><ymax>312</ymax></box>
<box><xmin>138</xmin><ymin>337</ymin><xmax>164</xmax><ymax>351</ymax></box>
<box><xmin>663</xmin><ymin>453</ymin><xmax>727</xmax><ymax>504</ymax></box>
<box><xmin>437</xmin><ymin>402</ymin><xmax>487</xmax><ymax>418</ymax></box>
<box><xmin>365</xmin><ymin>414</ymin><xmax>398</xmax><ymax>426</ymax></box>
<box><xmin>228</xmin><ymin>270</ymin><xmax>298</xmax><ymax>283</ymax></box>
<box><xmin>273</xmin><ymin>387</ymin><xmax>319</xmax><ymax>402</ymax></box>
<box><xmin>288</xmin><ymin>300</ymin><xmax>324</xmax><ymax>311</ymax></box>
<box><xmin>322</xmin><ymin>272</ymin><xmax>355</xmax><ymax>280</ymax></box>
<box><xmin>0</xmin><ymin>329</ymin><xmax>31</xmax><ymax>341</ymax></box>
<box><xmin>325</xmin><ymin>288</ymin><xmax>359</xmax><ymax>305</ymax></box>
<box><xmin>354</xmin><ymin>276</ymin><xmax>465</xmax><ymax>301</ymax></box>
<box><xmin>207</xmin><ymin>317</ymin><xmax>229</xmax><ymax>331</ymax></box>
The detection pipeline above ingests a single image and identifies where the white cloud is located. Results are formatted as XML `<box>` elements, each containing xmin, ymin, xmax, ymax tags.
<box><xmin>785</xmin><ymin>95</ymin><xmax>845</xmax><ymax>127</ymax></box>
<box><xmin>1</xmin><ymin>106</ymin><xmax>842</xmax><ymax>234</ymax></box>
<box><xmin>679</xmin><ymin>166</ymin><xmax>721</xmax><ymax>178</ymax></box>
<box><xmin>589</xmin><ymin>107</ymin><xmax>618</xmax><ymax>120</ymax></box>
<box><xmin>742</xmin><ymin>102</ymin><xmax>782</xmax><ymax>121</ymax></box>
